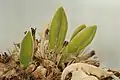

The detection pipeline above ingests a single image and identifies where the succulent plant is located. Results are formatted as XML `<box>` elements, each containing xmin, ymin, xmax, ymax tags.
<box><xmin>0</xmin><ymin>7</ymin><xmax>120</xmax><ymax>80</ymax></box>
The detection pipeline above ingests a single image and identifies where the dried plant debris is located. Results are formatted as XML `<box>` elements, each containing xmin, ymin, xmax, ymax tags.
<box><xmin>0</xmin><ymin>29</ymin><xmax>120</xmax><ymax>80</ymax></box>
<box><xmin>61</xmin><ymin>63</ymin><xmax>116</xmax><ymax>80</ymax></box>
<box><xmin>0</xmin><ymin>7</ymin><xmax>120</xmax><ymax>80</ymax></box>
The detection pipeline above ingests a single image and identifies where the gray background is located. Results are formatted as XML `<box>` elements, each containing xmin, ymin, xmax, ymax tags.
<box><xmin>0</xmin><ymin>0</ymin><xmax>120</xmax><ymax>68</ymax></box>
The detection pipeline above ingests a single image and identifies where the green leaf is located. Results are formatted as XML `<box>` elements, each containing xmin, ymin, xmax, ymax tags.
<box><xmin>68</xmin><ymin>25</ymin><xmax>97</xmax><ymax>53</ymax></box>
<box><xmin>49</xmin><ymin>7</ymin><xmax>68</xmax><ymax>52</ymax></box>
<box><xmin>70</xmin><ymin>24</ymin><xmax>86</xmax><ymax>40</ymax></box>
<box><xmin>60</xmin><ymin>25</ymin><xmax>97</xmax><ymax>62</ymax></box>
<box><xmin>20</xmin><ymin>31</ymin><xmax>34</xmax><ymax>68</ymax></box>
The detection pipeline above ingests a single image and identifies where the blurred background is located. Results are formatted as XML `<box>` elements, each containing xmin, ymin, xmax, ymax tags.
<box><xmin>0</xmin><ymin>0</ymin><xmax>120</xmax><ymax>68</ymax></box>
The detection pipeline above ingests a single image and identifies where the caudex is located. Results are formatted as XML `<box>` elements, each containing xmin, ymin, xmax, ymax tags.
<box><xmin>0</xmin><ymin>7</ymin><xmax>120</xmax><ymax>80</ymax></box>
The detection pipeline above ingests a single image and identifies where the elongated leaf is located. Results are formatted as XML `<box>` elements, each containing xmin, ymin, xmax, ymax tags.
<box><xmin>49</xmin><ymin>7</ymin><xmax>68</xmax><ymax>52</ymax></box>
<box><xmin>70</xmin><ymin>24</ymin><xmax>86</xmax><ymax>40</ymax></box>
<box><xmin>68</xmin><ymin>25</ymin><xmax>97</xmax><ymax>53</ymax></box>
<box><xmin>55</xmin><ymin>8</ymin><xmax>68</xmax><ymax>53</ymax></box>
<box><xmin>20</xmin><ymin>31</ymin><xmax>34</xmax><ymax>68</ymax></box>
<box><xmin>60</xmin><ymin>25</ymin><xmax>97</xmax><ymax>62</ymax></box>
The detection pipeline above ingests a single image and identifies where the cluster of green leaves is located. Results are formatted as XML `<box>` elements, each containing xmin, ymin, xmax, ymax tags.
<box><xmin>19</xmin><ymin>7</ymin><xmax>97</xmax><ymax>68</ymax></box>
<box><xmin>49</xmin><ymin>7</ymin><xmax>97</xmax><ymax>63</ymax></box>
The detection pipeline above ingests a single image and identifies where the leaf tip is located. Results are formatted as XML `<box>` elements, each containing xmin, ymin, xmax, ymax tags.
<box><xmin>91</xmin><ymin>25</ymin><xmax>97</xmax><ymax>30</ymax></box>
